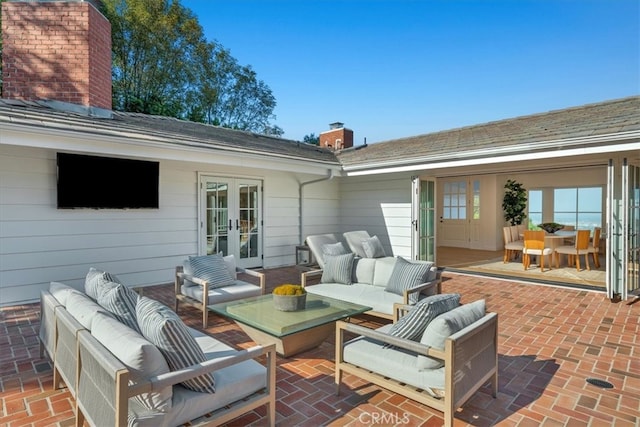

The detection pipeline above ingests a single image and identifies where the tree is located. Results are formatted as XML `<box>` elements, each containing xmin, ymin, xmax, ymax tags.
<box><xmin>101</xmin><ymin>0</ymin><xmax>280</xmax><ymax>134</ymax></box>
<box><xmin>303</xmin><ymin>133</ymin><xmax>319</xmax><ymax>145</ymax></box>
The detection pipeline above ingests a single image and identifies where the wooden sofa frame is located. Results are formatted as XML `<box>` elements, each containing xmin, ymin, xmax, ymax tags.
<box><xmin>175</xmin><ymin>265</ymin><xmax>266</xmax><ymax>328</ymax></box>
<box><xmin>335</xmin><ymin>304</ymin><xmax>498</xmax><ymax>427</ymax></box>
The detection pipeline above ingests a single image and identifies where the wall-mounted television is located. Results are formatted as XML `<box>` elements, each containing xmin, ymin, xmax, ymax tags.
<box><xmin>57</xmin><ymin>153</ymin><xmax>159</xmax><ymax>209</ymax></box>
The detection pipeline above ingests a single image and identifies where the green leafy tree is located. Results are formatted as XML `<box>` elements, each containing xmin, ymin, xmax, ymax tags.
<box><xmin>101</xmin><ymin>0</ymin><xmax>280</xmax><ymax>134</ymax></box>
<box><xmin>303</xmin><ymin>133</ymin><xmax>319</xmax><ymax>145</ymax></box>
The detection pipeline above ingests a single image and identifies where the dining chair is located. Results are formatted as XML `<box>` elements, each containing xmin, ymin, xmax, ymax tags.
<box><xmin>587</xmin><ymin>227</ymin><xmax>601</xmax><ymax>268</ymax></box>
<box><xmin>503</xmin><ymin>226</ymin><xmax>523</xmax><ymax>263</ymax></box>
<box><xmin>554</xmin><ymin>229</ymin><xmax>591</xmax><ymax>271</ymax></box>
<box><xmin>522</xmin><ymin>230</ymin><xmax>553</xmax><ymax>272</ymax></box>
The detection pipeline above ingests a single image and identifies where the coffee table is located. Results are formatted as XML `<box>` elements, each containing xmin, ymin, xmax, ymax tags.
<box><xmin>209</xmin><ymin>294</ymin><xmax>371</xmax><ymax>357</ymax></box>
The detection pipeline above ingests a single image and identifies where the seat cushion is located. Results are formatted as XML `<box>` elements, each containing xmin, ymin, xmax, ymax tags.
<box><xmin>136</xmin><ymin>297</ymin><xmax>216</xmax><ymax>393</ymax></box>
<box><xmin>181</xmin><ymin>280</ymin><xmax>262</xmax><ymax>305</ymax></box>
<box><xmin>65</xmin><ymin>290</ymin><xmax>112</xmax><ymax>330</ymax></box>
<box><xmin>49</xmin><ymin>281</ymin><xmax>77</xmax><ymax>306</ymax></box>
<box><xmin>387</xmin><ymin>293</ymin><xmax>460</xmax><ymax>341</ymax></box>
<box><xmin>343</xmin><ymin>324</ymin><xmax>445</xmax><ymax>392</ymax></box>
<box><xmin>188</xmin><ymin>254</ymin><xmax>235</xmax><ymax>288</ymax></box>
<box><xmin>305</xmin><ymin>283</ymin><xmax>403</xmax><ymax>315</ymax></box>
<box><xmin>417</xmin><ymin>299</ymin><xmax>486</xmax><ymax>370</ymax></box>
<box><xmin>165</xmin><ymin>328</ymin><xmax>267</xmax><ymax>427</ymax></box>
<box><xmin>385</xmin><ymin>257</ymin><xmax>433</xmax><ymax>303</ymax></box>
<box><xmin>321</xmin><ymin>253</ymin><xmax>355</xmax><ymax>285</ymax></box>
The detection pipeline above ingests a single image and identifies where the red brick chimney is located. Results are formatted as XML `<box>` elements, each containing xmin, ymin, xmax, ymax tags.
<box><xmin>319</xmin><ymin>122</ymin><xmax>354</xmax><ymax>151</ymax></box>
<box><xmin>1</xmin><ymin>0</ymin><xmax>112</xmax><ymax>110</ymax></box>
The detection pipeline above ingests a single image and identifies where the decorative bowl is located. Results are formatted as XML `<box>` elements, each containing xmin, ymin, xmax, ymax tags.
<box><xmin>537</xmin><ymin>222</ymin><xmax>564</xmax><ymax>234</ymax></box>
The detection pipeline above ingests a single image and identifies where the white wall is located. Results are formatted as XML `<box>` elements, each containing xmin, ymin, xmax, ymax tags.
<box><xmin>0</xmin><ymin>144</ymin><xmax>340</xmax><ymax>305</ymax></box>
<box><xmin>339</xmin><ymin>173</ymin><xmax>413</xmax><ymax>258</ymax></box>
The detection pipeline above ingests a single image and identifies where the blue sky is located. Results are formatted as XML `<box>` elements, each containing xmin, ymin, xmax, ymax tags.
<box><xmin>182</xmin><ymin>0</ymin><xmax>639</xmax><ymax>143</ymax></box>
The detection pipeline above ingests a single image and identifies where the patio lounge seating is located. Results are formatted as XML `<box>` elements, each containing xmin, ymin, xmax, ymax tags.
<box><xmin>335</xmin><ymin>297</ymin><xmax>498</xmax><ymax>427</ymax></box>
<box><xmin>302</xmin><ymin>233</ymin><xmax>441</xmax><ymax>320</ymax></box>
<box><xmin>40</xmin><ymin>274</ymin><xmax>276</xmax><ymax>427</ymax></box>
<box><xmin>175</xmin><ymin>254</ymin><xmax>265</xmax><ymax>328</ymax></box>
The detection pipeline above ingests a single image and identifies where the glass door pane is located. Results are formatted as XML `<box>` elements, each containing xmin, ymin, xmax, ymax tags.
<box><xmin>627</xmin><ymin>163</ymin><xmax>640</xmax><ymax>297</ymax></box>
<box><xmin>205</xmin><ymin>181</ymin><xmax>229</xmax><ymax>255</ymax></box>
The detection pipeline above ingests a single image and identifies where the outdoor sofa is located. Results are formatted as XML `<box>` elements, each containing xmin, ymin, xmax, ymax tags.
<box><xmin>301</xmin><ymin>232</ymin><xmax>442</xmax><ymax>320</ymax></box>
<box><xmin>335</xmin><ymin>296</ymin><xmax>498</xmax><ymax>427</ymax></box>
<box><xmin>39</xmin><ymin>269</ymin><xmax>276</xmax><ymax>427</ymax></box>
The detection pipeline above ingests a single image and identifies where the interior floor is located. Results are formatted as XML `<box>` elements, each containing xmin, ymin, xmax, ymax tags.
<box><xmin>436</xmin><ymin>246</ymin><xmax>606</xmax><ymax>290</ymax></box>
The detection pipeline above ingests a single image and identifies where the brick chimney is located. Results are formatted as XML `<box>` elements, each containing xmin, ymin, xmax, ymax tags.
<box><xmin>319</xmin><ymin>122</ymin><xmax>354</xmax><ymax>151</ymax></box>
<box><xmin>1</xmin><ymin>0</ymin><xmax>112</xmax><ymax>110</ymax></box>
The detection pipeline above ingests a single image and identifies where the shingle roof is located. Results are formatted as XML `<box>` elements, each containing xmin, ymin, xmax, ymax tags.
<box><xmin>0</xmin><ymin>99</ymin><xmax>339</xmax><ymax>165</ymax></box>
<box><xmin>336</xmin><ymin>96</ymin><xmax>640</xmax><ymax>169</ymax></box>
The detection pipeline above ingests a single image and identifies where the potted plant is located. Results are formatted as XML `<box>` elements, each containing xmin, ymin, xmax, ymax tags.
<box><xmin>537</xmin><ymin>222</ymin><xmax>564</xmax><ymax>234</ymax></box>
<box><xmin>273</xmin><ymin>284</ymin><xmax>307</xmax><ymax>311</ymax></box>
<box><xmin>502</xmin><ymin>179</ymin><xmax>527</xmax><ymax>226</ymax></box>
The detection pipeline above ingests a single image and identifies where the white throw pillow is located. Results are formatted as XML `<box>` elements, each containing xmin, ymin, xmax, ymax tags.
<box><xmin>361</xmin><ymin>235</ymin><xmax>386</xmax><ymax>258</ymax></box>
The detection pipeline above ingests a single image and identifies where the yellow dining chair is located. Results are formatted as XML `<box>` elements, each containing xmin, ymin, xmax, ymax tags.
<box><xmin>522</xmin><ymin>230</ymin><xmax>553</xmax><ymax>272</ymax></box>
<box><xmin>554</xmin><ymin>229</ymin><xmax>591</xmax><ymax>271</ymax></box>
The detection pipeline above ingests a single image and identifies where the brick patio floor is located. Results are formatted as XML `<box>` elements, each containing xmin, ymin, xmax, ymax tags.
<box><xmin>1</xmin><ymin>267</ymin><xmax>638</xmax><ymax>426</ymax></box>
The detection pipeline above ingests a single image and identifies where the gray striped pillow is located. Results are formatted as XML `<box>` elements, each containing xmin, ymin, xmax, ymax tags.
<box><xmin>136</xmin><ymin>297</ymin><xmax>216</xmax><ymax>393</ymax></box>
<box><xmin>321</xmin><ymin>253</ymin><xmax>355</xmax><ymax>285</ymax></box>
<box><xmin>322</xmin><ymin>242</ymin><xmax>349</xmax><ymax>256</ymax></box>
<box><xmin>85</xmin><ymin>267</ymin><xmax>122</xmax><ymax>300</ymax></box>
<box><xmin>361</xmin><ymin>235</ymin><xmax>386</xmax><ymax>258</ymax></box>
<box><xmin>97</xmin><ymin>282</ymin><xmax>140</xmax><ymax>333</ymax></box>
<box><xmin>387</xmin><ymin>293</ymin><xmax>460</xmax><ymax>341</ymax></box>
<box><xmin>385</xmin><ymin>257</ymin><xmax>433</xmax><ymax>304</ymax></box>
<box><xmin>189</xmin><ymin>254</ymin><xmax>235</xmax><ymax>289</ymax></box>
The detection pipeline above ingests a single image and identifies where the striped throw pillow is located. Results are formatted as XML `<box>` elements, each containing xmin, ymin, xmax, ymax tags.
<box><xmin>322</xmin><ymin>242</ymin><xmax>349</xmax><ymax>256</ymax></box>
<box><xmin>85</xmin><ymin>267</ymin><xmax>122</xmax><ymax>300</ymax></box>
<box><xmin>387</xmin><ymin>293</ymin><xmax>460</xmax><ymax>341</ymax></box>
<box><xmin>321</xmin><ymin>253</ymin><xmax>355</xmax><ymax>285</ymax></box>
<box><xmin>136</xmin><ymin>297</ymin><xmax>216</xmax><ymax>393</ymax></box>
<box><xmin>97</xmin><ymin>282</ymin><xmax>141</xmax><ymax>333</ymax></box>
<box><xmin>189</xmin><ymin>254</ymin><xmax>235</xmax><ymax>289</ymax></box>
<box><xmin>361</xmin><ymin>235</ymin><xmax>386</xmax><ymax>258</ymax></box>
<box><xmin>385</xmin><ymin>257</ymin><xmax>433</xmax><ymax>304</ymax></box>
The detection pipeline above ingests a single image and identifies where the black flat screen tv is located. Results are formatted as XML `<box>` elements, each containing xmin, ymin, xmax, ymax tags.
<box><xmin>57</xmin><ymin>153</ymin><xmax>159</xmax><ymax>209</ymax></box>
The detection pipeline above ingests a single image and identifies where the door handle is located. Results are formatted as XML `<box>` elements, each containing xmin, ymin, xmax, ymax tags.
<box><xmin>228</xmin><ymin>219</ymin><xmax>232</xmax><ymax>230</ymax></box>
<box><xmin>236</xmin><ymin>219</ymin><xmax>240</xmax><ymax>230</ymax></box>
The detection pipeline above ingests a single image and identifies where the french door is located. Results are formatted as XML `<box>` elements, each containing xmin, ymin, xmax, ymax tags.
<box><xmin>412</xmin><ymin>177</ymin><xmax>436</xmax><ymax>262</ymax></box>
<box><xmin>606</xmin><ymin>158</ymin><xmax>640</xmax><ymax>300</ymax></box>
<box><xmin>199</xmin><ymin>175</ymin><xmax>262</xmax><ymax>268</ymax></box>
<box><xmin>437</xmin><ymin>178</ymin><xmax>481</xmax><ymax>249</ymax></box>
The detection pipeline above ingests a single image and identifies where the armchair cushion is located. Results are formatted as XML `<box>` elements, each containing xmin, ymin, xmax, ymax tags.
<box><xmin>385</xmin><ymin>257</ymin><xmax>433</xmax><ymax>303</ymax></box>
<box><xmin>136</xmin><ymin>297</ymin><xmax>216</xmax><ymax>394</ymax></box>
<box><xmin>362</xmin><ymin>235</ymin><xmax>386</xmax><ymax>258</ymax></box>
<box><xmin>321</xmin><ymin>253</ymin><xmax>355</xmax><ymax>285</ymax></box>
<box><xmin>189</xmin><ymin>254</ymin><xmax>235</xmax><ymax>289</ymax></box>
<box><xmin>417</xmin><ymin>299</ymin><xmax>486</xmax><ymax>370</ymax></box>
<box><xmin>388</xmin><ymin>293</ymin><xmax>460</xmax><ymax>341</ymax></box>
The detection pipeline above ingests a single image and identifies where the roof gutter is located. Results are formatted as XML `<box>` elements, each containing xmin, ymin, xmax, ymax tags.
<box><xmin>299</xmin><ymin>170</ymin><xmax>334</xmax><ymax>245</ymax></box>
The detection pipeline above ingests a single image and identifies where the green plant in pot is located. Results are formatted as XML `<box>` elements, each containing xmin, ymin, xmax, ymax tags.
<box><xmin>273</xmin><ymin>284</ymin><xmax>307</xmax><ymax>311</ymax></box>
<box><xmin>502</xmin><ymin>179</ymin><xmax>527</xmax><ymax>226</ymax></box>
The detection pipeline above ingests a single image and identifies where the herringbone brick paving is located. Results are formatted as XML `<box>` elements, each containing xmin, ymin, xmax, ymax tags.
<box><xmin>1</xmin><ymin>268</ymin><xmax>638</xmax><ymax>426</ymax></box>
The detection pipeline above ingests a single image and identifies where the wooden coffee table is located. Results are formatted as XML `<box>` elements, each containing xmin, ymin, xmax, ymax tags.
<box><xmin>209</xmin><ymin>294</ymin><xmax>371</xmax><ymax>357</ymax></box>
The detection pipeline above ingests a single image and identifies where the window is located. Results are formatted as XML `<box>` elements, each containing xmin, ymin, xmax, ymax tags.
<box><xmin>528</xmin><ymin>190</ymin><xmax>542</xmax><ymax>229</ymax></box>
<box><xmin>553</xmin><ymin>187</ymin><xmax>602</xmax><ymax>230</ymax></box>
<box><xmin>442</xmin><ymin>181</ymin><xmax>466</xmax><ymax>219</ymax></box>
<box><xmin>472</xmin><ymin>180</ymin><xmax>480</xmax><ymax>219</ymax></box>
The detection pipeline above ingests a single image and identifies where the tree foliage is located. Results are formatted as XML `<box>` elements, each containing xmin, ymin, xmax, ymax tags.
<box><xmin>502</xmin><ymin>179</ymin><xmax>528</xmax><ymax>225</ymax></box>
<box><xmin>303</xmin><ymin>133</ymin><xmax>319</xmax><ymax>145</ymax></box>
<box><xmin>101</xmin><ymin>0</ymin><xmax>280</xmax><ymax>134</ymax></box>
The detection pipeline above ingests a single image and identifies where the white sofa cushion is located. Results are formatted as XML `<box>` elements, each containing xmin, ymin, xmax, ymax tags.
<box><xmin>352</xmin><ymin>258</ymin><xmax>376</xmax><ymax>285</ymax></box>
<box><xmin>305</xmin><ymin>283</ymin><xmax>404</xmax><ymax>316</ymax></box>
<box><xmin>165</xmin><ymin>328</ymin><xmax>268</xmax><ymax>427</ymax></box>
<box><xmin>371</xmin><ymin>257</ymin><xmax>398</xmax><ymax>287</ymax></box>
<box><xmin>343</xmin><ymin>324</ymin><xmax>445</xmax><ymax>391</ymax></box>
<box><xmin>91</xmin><ymin>312</ymin><xmax>172</xmax><ymax>413</ymax></box>
<box><xmin>188</xmin><ymin>254</ymin><xmax>235</xmax><ymax>289</ymax></box>
<box><xmin>136</xmin><ymin>297</ymin><xmax>216</xmax><ymax>393</ymax></box>
<box><xmin>417</xmin><ymin>300</ymin><xmax>486</xmax><ymax>370</ymax></box>
<box><xmin>362</xmin><ymin>235</ymin><xmax>386</xmax><ymax>258</ymax></box>
<box><xmin>49</xmin><ymin>281</ymin><xmax>76</xmax><ymax>306</ymax></box>
<box><xmin>387</xmin><ymin>293</ymin><xmax>460</xmax><ymax>341</ymax></box>
<box><xmin>65</xmin><ymin>290</ymin><xmax>112</xmax><ymax>330</ymax></box>
<box><xmin>321</xmin><ymin>253</ymin><xmax>355</xmax><ymax>285</ymax></box>
<box><xmin>385</xmin><ymin>257</ymin><xmax>434</xmax><ymax>303</ymax></box>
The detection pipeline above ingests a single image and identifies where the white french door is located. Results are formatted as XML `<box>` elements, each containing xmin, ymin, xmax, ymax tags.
<box><xmin>437</xmin><ymin>178</ymin><xmax>481</xmax><ymax>249</ymax></box>
<box><xmin>199</xmin><ymin>175</ymin><xmax>262</xmax><ymax>268</ymax></box>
